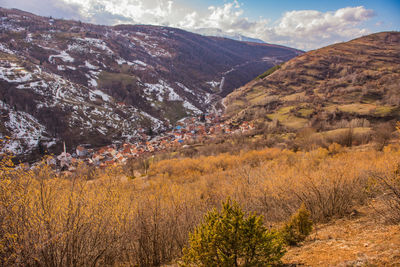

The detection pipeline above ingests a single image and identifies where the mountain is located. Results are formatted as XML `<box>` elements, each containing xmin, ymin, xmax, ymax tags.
<box><xmin>224</xmin><ymin>32</ymin><xmax>400</xmax><ymax>132</ymax></box>
<box><xmin>0</xmin><ymin>8</ymin><xmax>301</xmax><ymax>159</ymax></box>
<box><xmin>191</xmin><ymin>28</ymin><xmax>266</xmax><ymax>44</ymax></box>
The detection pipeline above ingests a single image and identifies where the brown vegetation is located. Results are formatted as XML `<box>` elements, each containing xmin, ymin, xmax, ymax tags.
<box><xmin>1</xmin><ymin>140</ymin><xmax>400</xmax><ymax>265</ymax></box>
<box><xmin>224</xmin><ymin>32</ymin><xmax>400</xmax><ymax>136</ymax></box>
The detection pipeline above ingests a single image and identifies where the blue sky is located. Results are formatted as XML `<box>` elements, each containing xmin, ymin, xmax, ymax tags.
<box><xmin>192</xmin><ymin>0</ymin><xmax>399</xmax><ymax>33</ymax></box>
<box><xmin>0</xmin><ymin>0</ymin><xmax>399</xmax><ymax>50</ymax></box>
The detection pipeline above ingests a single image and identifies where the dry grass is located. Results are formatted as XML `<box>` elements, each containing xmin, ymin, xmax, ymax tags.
<box><xmin>1</xmin><ymin>142</ymin><xmax>400</xmax><ymax>265</ymax></box>
<box><xmin>224</xmin><ymin>32</ymin><xmax>400</xmax><ymax>130</ymax></box>
<box><xmin>283</xmin><ymin>204</ymin><xmax>400</xmax><ymax>266</ymax></box>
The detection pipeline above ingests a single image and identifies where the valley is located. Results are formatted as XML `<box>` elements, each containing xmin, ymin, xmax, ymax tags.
<box><xmin>0</xmin><ymin>5</ymin><xmax>400</xmax><ymax>267</ymax></box>
<box><xmin>0</xmin><ymin>7</ymin><xmax>301</xmax><ymax>160</ymax></box>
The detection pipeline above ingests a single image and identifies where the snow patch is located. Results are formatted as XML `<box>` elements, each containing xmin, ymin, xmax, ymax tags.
<box><xmin>90</xmin><ymin>89</ymin><xmax>111</xmax><ymax>102</ymax></box>
<box><xmin>132</xmin><ymin>60</ymin><xmax>147</xmax><ymax>67</ymax></box>
<box><xmin>182</xmin><ymin>101</ymin><xmax>202</xmax><ymax>114</ymax></box>
<box><xmin>0</xmin><ymin>101</ymin><xmax>49</xmax><ymax>154</ymax></box>
<box><xmin>206</xmin><ymin>80</ymin><xmax>221</xmax><ymax>88</ymax></box>
<box><xmin>86</xmin><ymin>70</ymin><xmax>100</xmax><ymax>87</ymax></box>
<box><xmin>49</xmin><ymin>51</ymin><xmax>75</xmax><ymax>63</ymax></box>
<box><xmin>144</xmin><ymin>80</ymin><xmax>183</xmax><ymax>102</ymax></box>
<box><xmin>0</xmin><ymin>43</ymin><xmax>15</xmax><ymax>54</ymax></box>
<box><xmin>74</xmin><ymin>37</ymin><xmax>114</xmax><ymax>55</ymax></box>
<box><xmin>25</xmin><ymin>33</ymin><xmax>33</xmax><ymax>42</ymax></box>
<box><xmin>0</xmin><ymin>63</ymin><xmax>32</xmax><ymax>83</ymax></box>
<box><xmin>85</xmin><ymin>60</ymin><xmax>98</xmax><ymax>70</ymax></box>
<box><xmin>88</xmin><ymin>78</ymin><xmax>97</xmax><ymax>87</ymax></box>
<box><xmin>116</xmin><ymin>58</ymin><xmax>126</xmax><ymax>65</ymax></box>
<box><xmin>176</xmin><ymin>82</ymin><xmax>193</xmax><ymax>93</ymax></box>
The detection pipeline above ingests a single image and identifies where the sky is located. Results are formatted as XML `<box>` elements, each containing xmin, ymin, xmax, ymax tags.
<box><xmin>0</xmin><ymin>0</ymin><xmax>399</xmax><ymax>50</ymax></box>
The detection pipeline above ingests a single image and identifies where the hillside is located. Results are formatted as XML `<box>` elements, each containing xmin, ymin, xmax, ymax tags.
<box><xmin>224</xmin><ymin>32</ymin><xmax>400</xmax><ymax>134</ymax></box>
<box><xmin>0</xmin><ymin>8</ymin><xmax>301</xmax><ymax>159</ymax></box>
<box><xmin>2</xmin><ymin>139</ymin><xmax>400</xmax><ymax>266</ymax></box>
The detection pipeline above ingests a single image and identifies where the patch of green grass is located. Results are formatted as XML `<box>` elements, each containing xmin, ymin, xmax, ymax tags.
<box><xmin>283</xmin><ymin>118</ymin><xmax>309</xmax><ymax>129</ymax></box>
<box><xmin>282</xmin><ymin>92</ymin><xmax>306</xmax><ymax>102</ymax></box>
<box><xmin>249</xmin><ymin>93</ymin><xmax>271</xmax><ymax>105</ymax></box>
<box><xmin>374</xmin><ymin>106</ymin><xmax>399</xmax><ymax>117</ymax></box>
<box><xmin>256</xmin><ymin>64</ymin><xmax>281</xmax><ymax>80</ymax></box>
<box><xmin>337</xmin><ymin>104</ymin><xmax>376</xmax><ymax>115</ymax></box>
<box><xmin>361</xmin><ymin>93</ymin><xmax>382</xmax><ymax>103</ymax></box>
<box><xmin>53</xmin><ymin>32</ymin><xmax>83</xmax><ymax>41</ymax></box>
<box><xmin>98</xmin><ymin>71</ymin><xmax>137</xmax><ymax>88</ymax></box>
<box><xmin>266</xmin><ymin>106</ymin><xmax>308</xmax><ymax>129</ymax></box>
<box><xmin>161</xmin><ymin>101</ymin><xmax>188</xmax><ymax>124</ymax></box>
<box><xmin>298</xmin><ymin>108</ymin><xmax>314</xmax><ymax>117</ymax></box>
<box><xmin>266</xmin><ymin>106</ymin><xmax>294</xmax><ymax>120</ymax></box>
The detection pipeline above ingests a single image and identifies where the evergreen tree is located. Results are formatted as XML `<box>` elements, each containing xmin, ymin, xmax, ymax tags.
<box><xmin>181</xmin><ymin>199</ymin><xmax>285</xmax><ymax>266</ymax></box>
<box><xmin>280</xmin><ymin>204</ymin><xmax>313</xmax><ymax>246</ymax></box>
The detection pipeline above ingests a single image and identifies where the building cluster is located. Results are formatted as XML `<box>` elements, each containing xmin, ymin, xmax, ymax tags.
<box><xmin>47</xmin><ymin>114</ymin><xmax>255</xmax><ymax>172</ymax></box>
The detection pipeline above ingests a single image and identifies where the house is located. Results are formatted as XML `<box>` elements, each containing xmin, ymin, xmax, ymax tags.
<box><xmin>57</xmin><ymin>152</ymin><xmax>72</xmax><ymax>169</ymax></box>
<box><xmin>76</xmin><ymin>145</ymin><xmax>87</xmax><ymax>157</ymax></box>
<box><xmin>107</xmin><ymin>147</ymin><xmax>118</xmax><ymax>157</ymax></box>
<box><xmin>98</xmin><ymin>147</ymin><xmax>107</xmax><ymax>155</ymax></box>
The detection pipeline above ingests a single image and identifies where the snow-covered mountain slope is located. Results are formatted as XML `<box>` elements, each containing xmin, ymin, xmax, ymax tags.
<box><xmin>191</xmin><ymin>28</ymin><xmax>266</xmax><ymax>44</ymax></box>
<box><xmin>0</xmin><ymin>7</ymin><xmax>302</xmax><ymax>158</ymax></box>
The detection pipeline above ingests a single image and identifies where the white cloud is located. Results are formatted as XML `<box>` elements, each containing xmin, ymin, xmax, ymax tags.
<box><xmin>271</xmin><ymin>6</ymin><xmax>375</xmax><ymax>49</ymax></box>
<box><xmin>0</xmin><ymin>0</ymin><xmax>376</xmax><ymax>50</ymax></box>
<box><xmin>174</xmin><ymin>3</ymin><xmax>375</xmax><ymax>50</ymax></box>
<box><xmin>60</xmin><ymin>0</ymin><xmax>177</xmax><ymax>25</ymax></box>
<box><xmin>177</xmin><ymin>3</ymin><xmax>375</xmax><ymax>50</ymax></box>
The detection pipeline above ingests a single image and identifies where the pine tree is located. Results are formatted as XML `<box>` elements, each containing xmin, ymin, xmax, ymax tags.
<box><xmin>280</xmin><ymin>204</ymin><xmax>313</xmax><ymax>246</ymax></box>
<box><xmin>181</xmin><ymin>199</ymin><xmax>285</xmax><ymax>266</ymax></box>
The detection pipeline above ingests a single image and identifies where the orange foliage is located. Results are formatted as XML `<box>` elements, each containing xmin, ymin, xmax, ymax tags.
<box><xmin>1</xmin><ymin>145</ymin><xmax>400</xmax><ymax>265</ymax></box>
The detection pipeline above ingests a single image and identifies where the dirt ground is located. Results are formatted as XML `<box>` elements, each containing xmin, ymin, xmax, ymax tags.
<box><xmin>283</xmin><ymin>205</ymin><xmax>400</xmax><ymax>266</ymax></box>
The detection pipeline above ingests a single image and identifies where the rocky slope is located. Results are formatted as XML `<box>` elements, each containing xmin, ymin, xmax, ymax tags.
<box><xmin>224</xmin><ymin>32</ymin><xmax>400</xmax><ymax>131</ymax></box>
<box><xmin>0</xmin><ymin>8</ymin><xmax>301</xmax><ymax>159</ymax></box>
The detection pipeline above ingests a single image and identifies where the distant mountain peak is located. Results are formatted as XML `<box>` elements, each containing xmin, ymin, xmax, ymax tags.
<box><xmin>191</xmin><ymin>28</ymin><xmax>266</xmax><ymax>44</ymax></box>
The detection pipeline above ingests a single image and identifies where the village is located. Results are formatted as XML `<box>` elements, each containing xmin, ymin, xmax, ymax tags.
<box><xmin>47</xmin><ymin>113</ymin><xmax>255</xmax><ymax>172</ymax></box>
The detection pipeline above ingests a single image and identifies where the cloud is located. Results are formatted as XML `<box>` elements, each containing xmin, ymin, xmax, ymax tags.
<box><xmin>0</xmin><ymin>0</ymin><xmax>376</xmax><ymax>50</ymax></box>
<box><xmin>59</xmin><ymin>0</ymin><xmax>176</xmax><ymax>25</ymax></box>
<box><xmin>178</xmin><ymin>3</ymin><xmax>375</xmax><ymax>50</ymax></box>
<box><xmin>0</xmin><ymin>0</ymin><xmax>83</xmax><ymax>20</ymax></box>
<box><xmin>173</xmin><ymin>2</ymin><xmax>375</xmax><ymax>50</ymax></box>
<box><xmin>271</xmin><ymin>6</ymin><xmax>375</xmax><ymax>49</ymax></box>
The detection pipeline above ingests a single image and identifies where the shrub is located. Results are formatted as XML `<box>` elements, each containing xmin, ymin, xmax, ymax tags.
<box><xmin>180</xmin><ymin>199</ymin><xmax>285</xmax><ymax>267</ymax></box>
<box><xmin>370</xmin><ymin>152</ymin><xmax>400</xmax><ymax>224</ymax></box>
<box><xmin>373</xmin><ymin>122</ymin><xmax>394</xmax><ymax>151</ymax></box>
<box><xmin>328</xmin><ymin>143</ymin><xmax>344</xmax><ymax>155</ymax></box>
<box><xmin>280</xmin><ymin>204</ymin><xmax>313</xmax><ymax>246</ymax></box>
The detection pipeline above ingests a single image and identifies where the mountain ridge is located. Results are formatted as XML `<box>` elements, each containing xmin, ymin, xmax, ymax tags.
<box><xmin>190</xmin><ymin>27</ymin><xmax>266</xmax><ymax>44</ymax></box>
<box><xmin>0</xmin><ymin>7</ymin><xmax>301</xmax><ymax>159</ymax></box>
<box><xmin>224</xmin><ymin>31</ymin><xmax>400</xmax><ymax>133</ymax></box>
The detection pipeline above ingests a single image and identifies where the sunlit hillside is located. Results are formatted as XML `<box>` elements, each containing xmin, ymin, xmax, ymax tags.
<box><xmin>225</xmin><ymin>32</ymin><xmax>400</xmax><ymax>133</ymax></box>
<box><xmin>1</xmin><ymin>6</ymin><xmax>400</xmax><ymax>267</ymax></box>
<box><xmin>1</xmin><ymin>132</ymin><xmax>400</xmax><ymax>265</ymax></box>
